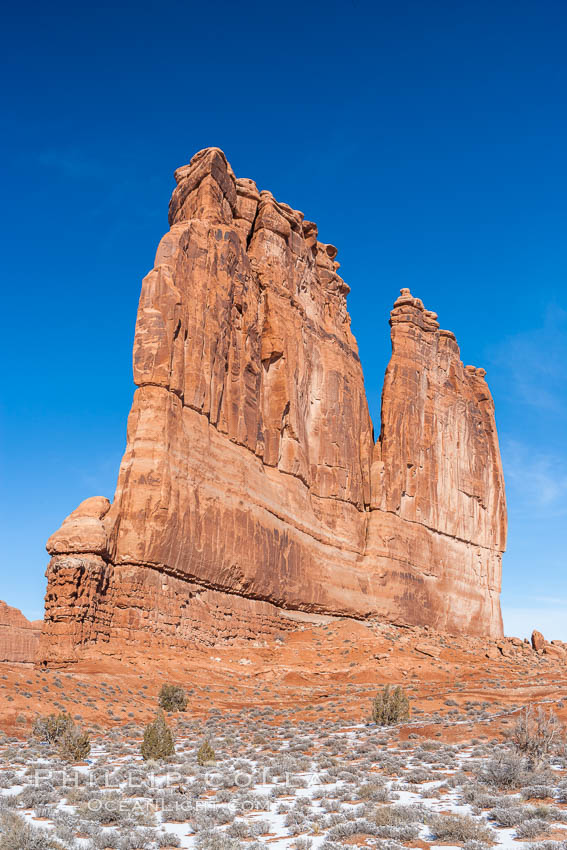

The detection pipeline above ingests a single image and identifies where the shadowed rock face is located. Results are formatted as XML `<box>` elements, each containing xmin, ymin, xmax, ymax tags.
<box><xmin>38</xmin><ymin>148</ymin><xmax>507</xmax><ymax>665</ymax></box>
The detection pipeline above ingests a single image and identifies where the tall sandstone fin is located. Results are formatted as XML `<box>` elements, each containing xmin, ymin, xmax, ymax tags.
<box><xmin>366</xmin><ymin>289</ymin><xmax>506</xmax><ymax>636</ymax></box>
<box><xmin>38</xmin><ymin>149</ymin><xmax>506</xmax><ymax>665</ymax></box>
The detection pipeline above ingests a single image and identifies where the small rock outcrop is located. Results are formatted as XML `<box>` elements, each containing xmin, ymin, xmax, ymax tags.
<box><xmin>38</xmin><ymin>148</ymin><xmax>507</xmax><ymax>665</ymax></box>
<box><xmin>0</xmin><ymin>601</ymin><xmax>42</xmax><ymax>664</ymax></box>
<box><xmin>532</xmin><ymin>629</ymin><xmax>546</xmax><ymax>651</ymax></box>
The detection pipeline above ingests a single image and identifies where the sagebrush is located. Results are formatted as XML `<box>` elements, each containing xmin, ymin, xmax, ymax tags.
<box><xmin>511</xmin><ymin>705</ymin><xmax>564</xmax><ymax>768</ymax></box>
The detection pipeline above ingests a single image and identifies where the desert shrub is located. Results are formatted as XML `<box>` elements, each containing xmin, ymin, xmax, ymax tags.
<box><xmin>58</xmin><ymin>723</ymin><xmax>90</xmax><ymax>762</ymax></box>
<box><xmin>460</xmin><ymin>784</ymin><xmax>501</xmax><ymax>807</ymax></box>
<box><xmin>16</xmin><ymin>783</ymin><xmax>58</xmax><ymax>808</ymax></box>
<box><xmin>251</xmin><ymin>819</ymin><xmax>270</xmax><ymax>836</ymax></box>
<box><xmin>0</xmin><ymin>796</ymin><xmax>17</xmax><ymax>814</ymax></box>
<box><xmin>117</xmin><ymin>828</ymin><xmax>158</xmax><ymax>849</ymax></box>
<box><xmin>141</xmin><ymin>710</ymin><xmax>174</xmax><ymax>761</ymax></box>
<box><xmin>77</xmin><ymin>791</ymin><xmax>156</xmax><ymax>826</ymax></box>
<box><xmin>490</xmin><ymin>805</ymin><xmax>529</xmax><ymax>827</ymax></box>
<box><xmin>32</xmin><ymin>712</ymin><xmax>73</xmax><ymax>745</ymax></box>
<box><xmin>374</xmin><ymin>804</ymin><xmax>427</xmax><ymax>826</ymax></box>
<box><xmin>490</xmin><ymin>797</ymin><xmax>562</xmax><ymax>827</ymax></box>
<box><xmin>227</xmin><ymin>820</ymin><xmax>251</xmax><ymax>838</ymax></box>
<box><xmin>194</xmin><ymin>828</ymin><xmax>240</xmax><ymax>850</ymax></box>
<box><xmin>233</xmin><ymin>792</ymin><xmax>269</xmax><ymax>813</ymax></box>
<box><xmin>197</xmin><ymin>806</ymin><xmax>233</xmax><ymax>826</ymax></box>
<box><xmin>327</xmin><ymin>818</ymin><xmax>383</xmax><ymax>840</ymax></box>
<box><xmin>511</xmin><ymin>706</ymin><xmax>564</xmax><ymax>768</ymax></box>
<box><xmin>284</xmin><ymin>809</ymin><xmax>307</xmax><ymax>829</ymax></box>
<box><xmin>51</xmin><ymin>808</ymin><xmax>78</xmax><ymax>828</ymax></box>
<box><xmin>159</xmin><ymin>798</ymin><xmax>193</xmax><ymax>822</ymax></box>
<box><xmin>33</xmin><ymin>804</ymin><xmax>55</xmax><ymax>819</ymax></box>
<box><xmin>371</xmin><ymin>686</ymin><xmax>410</xmax><ymax>726</ymax></box>
<box><xmin>158</xmin><ymin>834</ymin><xmax>182</xmax><ymax>848</ymax></box>
<box><xmin>215</xmin><ymin>789</ymin><xmax>233</xmax><ymax>803</ymax></box>
<box><xmin>357</xmin><ymin>781</ymin><xmax>392</xmax><ymax>802</ymax></box>
<box><xmin>522</xmin><ymin>784</ymin><xmax>556</xmax><ymax>799</ymax></box>
<box><xmin>158</xmin><ymin>684</ymin><xmax>188</xmax><ymax>712</ymax></box>
<box><xmin>0</xmin><ymin>771</ymin><xmax>17</xmax><ymax>790</ymax></box>
<box><xmin>525</xmin><ymin>844</ymin><xmax>567</xmax><ymax>850</ymax></box>
<box><xmin>194</xmin><ymin>811</ymin><xmax>220</xmax><ymax>831</ymax></box>
<box><xmin>479</xmin><ymin>752</ymin><xmax>531</xmax><ymax>788</ymax></box>
<box><xmin>429</xmin><ymin>813</ymin><xmax>495</xmax><ymax>843</ymax></box>
<box><xmin>197</xmin><ymin>739</ymin><xmax>216</xmax><ymax>765</ymax></box>
<box><xmin>404</xmin><ymin>767</ymin><xmax>438</xmax><ymax>784</ymax></box>
<box><xmin>516</xmin><ymin>818</ymin><xmax>552</xmax><ymax>839</ymax></box>
<box><xmin>375</xmin><ymin>824</ymin><xmax>421</xmax><ymax>840</ymax></box>
<box><xmin>0</xmin><ymin>812</ymin><xmax>64</xmax><ymax>849</ymax></box>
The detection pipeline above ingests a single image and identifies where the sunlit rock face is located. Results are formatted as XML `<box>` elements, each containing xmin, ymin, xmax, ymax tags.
<box><xmin>0</xmin><ymin>601</ymin><xmax>42</xmax><ymax>664</ymax></box>
<box><xmin>38</xmin><ymin>148</ymin><xmax>506</xmax><ymax>665</ymax></box>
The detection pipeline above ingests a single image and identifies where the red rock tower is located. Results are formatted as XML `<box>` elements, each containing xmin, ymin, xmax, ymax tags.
<box><xmin>38</xmin><ymin>148</ymin><xmax>506</xmax><ymax>665</ymax></box>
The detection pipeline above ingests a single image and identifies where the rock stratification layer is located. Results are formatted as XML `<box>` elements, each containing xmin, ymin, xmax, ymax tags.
<box><xmin>39</xmin><ymin>148</ymin><xmax>506</xmax><ymax>664</ymax></box>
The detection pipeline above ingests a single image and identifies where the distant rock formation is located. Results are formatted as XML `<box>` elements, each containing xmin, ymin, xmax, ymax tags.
<box><xmin>0</xmin><ymin>601</ymin><xmax>42</xmax><ymax>664</ymax></box>
<box><xmin>38</xmin><ymin>148</ymin><xmax>507</xmax><ymax>665</ymax></box>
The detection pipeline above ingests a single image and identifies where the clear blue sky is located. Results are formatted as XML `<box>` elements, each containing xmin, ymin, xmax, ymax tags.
<box><xmin>1</xmin><ymin>0</ymin><xmax>565</xmax><ymax>638</ymax></box>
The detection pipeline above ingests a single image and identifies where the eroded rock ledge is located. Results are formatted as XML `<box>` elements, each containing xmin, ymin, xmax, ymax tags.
<box><xmin>38</xmin><ymin>148</ymin><xmax>507</xmax><ymax>666</ymax></box>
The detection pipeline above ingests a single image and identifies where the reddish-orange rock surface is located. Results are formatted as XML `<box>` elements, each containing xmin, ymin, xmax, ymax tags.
<box><xmin>38</xmin><ymin>147</ymin><xmax>507</xmax><ymax>666</ymax></box>
<box><xmin>0</xmin><ymin>601</ymin><xmax>42</xmax><ymax>664</ymax></box>
<box><xmin>5</xmin><ymin>618</ymin><xmax>567</xmax><ymax>739</ymax></box>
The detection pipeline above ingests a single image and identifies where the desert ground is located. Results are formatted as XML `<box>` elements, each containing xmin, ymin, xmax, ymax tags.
<box><xmin>2</xmin><ymin>618</ymin><xmax>567</xmax><ymax>850</ymax></box>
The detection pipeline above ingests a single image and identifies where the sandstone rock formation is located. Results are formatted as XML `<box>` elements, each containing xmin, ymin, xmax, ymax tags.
<box><xmin>38</xmin><ymin>147</ymin><xmax>507</xmax><ymax>665</ymax></box>
<box><xmin>0</xmin><ymin>601</ymin><xmax>42</xmax><ymax>664</ymax></box>
<box><xmin>532</xmin><ymin>629</ymin><xmax>546</xmax><ymax>651</ymax></box>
